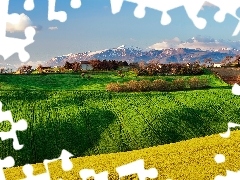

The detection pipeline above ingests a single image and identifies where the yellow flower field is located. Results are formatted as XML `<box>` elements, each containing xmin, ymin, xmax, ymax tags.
<box><xmin>4</xmin><ymin>130</ymin><xmax>240</xmax><ymax>180</ymax></box>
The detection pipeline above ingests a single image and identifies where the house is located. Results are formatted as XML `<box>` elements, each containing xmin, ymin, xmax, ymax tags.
<box><xmin>36</xmin><ymin>66</ymin><xmax>52</xmax><ymax>73</ymax></box>
<box><xmin>80</xmin><ymin>61</ymin><xmax>93</xmax><ymax>71</ymax></box>
<box><xmin>54</xmin><ymin>66</ymin><xmax>61</xmax><ymax>68</ymax></box>
<box><xmin>213</xmin><ymin>63</ymin><xmax>222</xmax><ymax>68</ymax></box>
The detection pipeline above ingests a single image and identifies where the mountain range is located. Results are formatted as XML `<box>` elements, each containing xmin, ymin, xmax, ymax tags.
<box><xmin>44</xmin><ymin>45</ymin><xmax>240</xmax><ymax>67</ymax></box>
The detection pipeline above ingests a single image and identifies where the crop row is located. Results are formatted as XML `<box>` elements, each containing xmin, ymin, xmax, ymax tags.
<box><xmin>0</xmin><ymin>89</ymin><xmax>238</xmax><ymax>167</ymax></box>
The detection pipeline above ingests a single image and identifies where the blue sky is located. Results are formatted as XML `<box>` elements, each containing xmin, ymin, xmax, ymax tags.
<box><xmin>2</xmin><ymin>0</ymin><xmax>240</xmax><ymax>67</ymax></box>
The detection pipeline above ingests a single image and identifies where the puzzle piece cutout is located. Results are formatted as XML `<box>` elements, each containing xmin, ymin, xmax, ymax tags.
<box><xmin>232</xmin><ymin>83</ymin><xmax>240</xmax><ymax>95</ymax></box>
<box><xmin>21</xmin><ymin>149</ymin><xmax>74</xmax><ymax>180</ymax></box>
<box><xmin>24</xmin><ymin>0</ymin><xmax>81</xmax><ymax>22</ymax></box>
<box><xmin>0</xmin><ymin>156</ymin><xmax>15</xmax><ymax>180</ymax></box>
<box><xmin>0</xmin><ymin>0</ymin><xmax>36</xmax><ymax>62</ymax></box>
<box><xmin>0</xmin><ymin>102</ymin><xmax>28</xmax><ymax>150</ymax></box>
<box><xmin>116</xmin><ymin>159</ymin><xmax>158</xmax><ymax>180</ymax></box>
<box><xmin>219</xmin><ymin>122</ymin><xmax>240</xmax><ymax>138</ymax></box>
<box><xmin>79</xmin><ymin>169</ymin><xmax>108</xmax><ymax>180</ymax></box>
<box><xmin>206</xmin><ymin>0</ymin><xmax>240</xmax><ymax>36</ymax></box>
<box><xmin>215</xmin><ymin>170</ymin><xmax>240</xmax><ymax>180</ymax></box>
<box><xmin>110</xmin><ymin>0</ymin><xmax>240</xmax><ymax>36</ymax></box>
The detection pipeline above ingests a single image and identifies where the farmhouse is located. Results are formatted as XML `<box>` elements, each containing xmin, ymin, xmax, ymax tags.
<box><xmin>213</xmin><ymin>63</ymin><xmax>222</xmax><ymax>68</ymax></box>
<box><xmin>80</xmin><ymin>61</ymin><xmax>93</xmax><ymax>71</ymax></box>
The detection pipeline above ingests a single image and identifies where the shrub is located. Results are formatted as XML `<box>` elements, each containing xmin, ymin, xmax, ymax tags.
<box><xmin>171</xmin><ymin>79</ymin><xmax>186</xmax><ymax>90</ymax></box>
<box><xmin>125</xmin><ymin>80</ymin><xmax>141</xmax><ymax>92</ymax></box>
<box><xmin>152</xmin><ymin>79</ymin><xmax>170</xmax><ymax>91</ymax></box>
<box><xmin>106</xmin><ymin>77</ymin><xmax>209</xmax><ymax>92</ymax></box>
<box><xmin>138</xmin><ymin>80</ymin><xmax>152</xmax><ymax>91</ymax></box>
<box><xmin>106</xmin><ymin>83</ymin><xmax>122</xmax><ymax>92</ymax></box>
<box><xmin>188</xmin><ymin>77</ymin><xmax>199</xmax><ymax>89</ymax></box>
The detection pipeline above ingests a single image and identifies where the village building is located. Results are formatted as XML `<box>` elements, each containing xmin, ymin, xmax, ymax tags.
<box><xmin>80</xmin><ymin>61</ymin><xmax>93</xmax><ymax>71</ymax></box>
<box><xmin>213</xmin><ymin>63</ymin><xmax>222</xmax><ymax>68</ymax></box>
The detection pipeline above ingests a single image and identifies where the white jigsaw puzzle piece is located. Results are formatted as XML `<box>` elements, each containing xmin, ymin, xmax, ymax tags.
<box><xmin>215</xmin><ymin>170</ymin><xmax>240</xmax><ymax>180</ymax></box>
<box><xmin>79</xmin><ymin>169</ymin><xmax>108</xmax><ymax>180</ymax></box>
<box><xmin>24</xmin><ymin>0</ymin><xmax>35</xmax><ymax>11</ymax></box>
<box><xmin>206</xmin><ymin>0</ymin><xmax>240</xmax><ymax>36</ymax></box>
<box><xmin>0</xmin><ymin>102</ymin><xmax>28</xmax><ymax>150</ymax></box>
<box><xmin>0</xmin><ymin>156</ymin><xmax>14</xmax><ymax>180</ymax></box>
<box><xmin>110</xmin><ymin>0</ymin><xmax>240</xmax><ymax>35</ymax></box>
<box><xmin>116</xmin><ymin>159</ymin><xmax>158</xmax><ymax>180</ymax></box>
<box><xmin>21</xmin><ymin>149</ymin><xmax>74</xmax><ymax>180</ymax></box>
<box><xmin>219</xmin><ymin>122</ymin><xmax>240</xmax><ymax>138</ymax></box>
<box><xmin>0</xmin><ymin>0</ymin><xmax>36</xmax><ymax>62</ymax></box>
<box><xmin>232</xmin><ymin>83</ymin><xmax>240</xmax><ymax>95</ymax></box>
<box><xmin>25</xmin><ymin>0</ymin><xmax>81</xmax><ymax>22</ymax></box>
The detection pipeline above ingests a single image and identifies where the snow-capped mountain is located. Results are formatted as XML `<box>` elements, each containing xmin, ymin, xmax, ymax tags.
<box><xmin>44</xmin><ymin>45</ymin><xmax>240</xmax><ymax>67</ymax></box>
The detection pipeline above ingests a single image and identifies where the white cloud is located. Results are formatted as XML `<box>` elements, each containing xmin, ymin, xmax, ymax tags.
<box><xmin>149</xmin><ymin>36</ymin><xmax>240</xmax><ymax>51</ymax></box>
<box><xmin>6</xmin><ymin>13</ymin><xmax>32</xmax><ymax>33</ymax></box>
<box><xmin>48</xmin><ymin>26</ymin><xmax>58</xmax><ymax>30</ymax></box>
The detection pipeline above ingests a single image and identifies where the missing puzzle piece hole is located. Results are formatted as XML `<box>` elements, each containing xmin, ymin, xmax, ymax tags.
<box><xmin>24</xmin><ymin>0</ymin><xmax>35</xmax><ymax>11</ymax></box>
<box><xmin>22</xmin><ymin>164</ymin><xmax>34</xmax><ymax>177</ymax></box>
<box><xmin>214</xmin><ymin>11</ymin><xmax>225</xmax><ymax>23</ymax></box>
<box><xmin>134</xmin><ymin>6</ymin><xmax>146</xmax><ymax>19</ymax></box>
<box><xmin>193</xmin><ymin>17</ymin><xmax>207</xmax><ymax>29</ymax></box>
<box><xmin>1</xmin><ymin>156</ymin><xmax>15</xmax><ymax>168</ymax></box>
<box><xmin>161</xmin><ymin>12</ymin><xmax>171</xmax><ymax>25</ymax></box>
<box><xmin>18</xmin><ymin>51</ymin><xmax>30</xmax><ymax>63</ymax></box>
<box><xmin>17</xmin><ymin>26</ymin><xmax>36</xmax><ymax>62</ymax></box>
<box><xmin>7</xmin><ymin>13</ymin><xmax>21</xmax><ymax>24</ymax></box>
<box><xmin>70</xmin><ymin>0</ymin><xmax>81</xmax><ymax>9</ymax></box>
<box><xmin>15</xmin><ymin>119</ymin><xmax>28</xmax><ymax>131</ymax></box>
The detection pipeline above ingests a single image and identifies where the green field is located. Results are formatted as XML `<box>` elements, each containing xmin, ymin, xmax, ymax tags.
<box><xmin>0</xmin><ymin>71</ymin><xmax>238</xmax><ymax>168</ymax></box>
<box><xmin>0</xmin><ymin>70</ymin><xmax>228</xmax><ymax>90</ymax></box>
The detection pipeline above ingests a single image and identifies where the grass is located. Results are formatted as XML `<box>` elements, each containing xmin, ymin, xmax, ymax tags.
<box><xmin>0</xmin><ymin>70</ymin><xmax>237</xmax><ymax>179</ymax></box>
<box><xmin>4</xmin><ymin>129</ymin><xmax>240</xmax><ymax>180</ymax></box>
<box><xmin>0</xmin><ymin>70</ymin><xmax>228</xmax><ymax>90</ymax></box>
<box><xmin>0</xmin><ymin>88</ymin><xmax>239</xmax><ymax>167</ymax></box>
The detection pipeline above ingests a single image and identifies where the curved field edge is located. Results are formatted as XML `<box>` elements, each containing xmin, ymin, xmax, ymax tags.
<box><xmin>0</xmin><ymin>88</ymin><xmax>239</xmax><ymax>167</ymax></box>
<box><xmin>5</xmin><ymin>130</ymin><xmax>240</xmax><ymax>180</ymax></box>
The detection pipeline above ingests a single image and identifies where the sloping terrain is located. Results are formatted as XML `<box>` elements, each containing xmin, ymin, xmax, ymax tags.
<box><xmin>5</xmin><ymin>130</ymin><xmax>240</xmax><ymax>180</ymax></box>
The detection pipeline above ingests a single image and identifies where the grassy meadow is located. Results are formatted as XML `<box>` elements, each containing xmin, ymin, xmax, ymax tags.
<box><xmin>1</xmin><ymin>69</ymin><xmax>239</xmax><ymax>179</ymax></box>
<box><xmin>0</xmin><ymin>70</ymin><xmax>228</xmax><ymax>90</ymax></box>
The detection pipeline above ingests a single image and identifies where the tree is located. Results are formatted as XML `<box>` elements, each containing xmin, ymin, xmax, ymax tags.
<box><xmin>89</xmin><ymin>60</ymin><xmax>101</xmax><ymax>70</ymax></box>
<box><xmin>64</xmin><ymin>61</ymin><xmax>72</xmax><ymax>69</ymax></box>
<box><xmin>37</xmin><ymin>64</ymin><xmax>43</xmax><ymax>74</ymax></box>
<box><xmin>72</xmin><ymin>62</ymin><xmax>81</xmax><ymax>72</ymax></box>
<box><xmin>234</xmin><ymin>55</ymin><xmax>240</xmax><ymax>67</ymax></box>
<box><xmin>17</xmin><ymin>65</ymin><xmax>33</xmax><ymax>74</ymax></box>
<box><xmin>138</xmin><ymin>61</ymin><xmax>146</xmax><ymax>69</ymax></box>
<box><xmin>221</xmin><ymin>56</ymin><xmax>233</xmax><ymax>66</ymax></box>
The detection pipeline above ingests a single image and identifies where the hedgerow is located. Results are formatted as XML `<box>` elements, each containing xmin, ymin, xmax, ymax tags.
<box><xmin>106</xmin><ymin>77</ymin><xmax>209</xmax><ymax>92</ymax></box>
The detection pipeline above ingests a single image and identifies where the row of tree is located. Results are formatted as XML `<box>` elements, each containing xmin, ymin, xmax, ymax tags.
<box><xmin>88</xmin><ymin>60</ymin><xmax>128</xmax><ymax>71</ymax></box>
<box><xmin>12</xmin><ymin>54</ymin><xmax>240</xmax><ymax>75</ymax></box>
<box><xmin>63</xmin><ymin>60</ymin><xmax>129</xmax><ymax>71</ymax></box>
<box><xmin>134</xmin><ymin>61</ymin><xmax>204</xmax><ymax>76</ymax></box>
